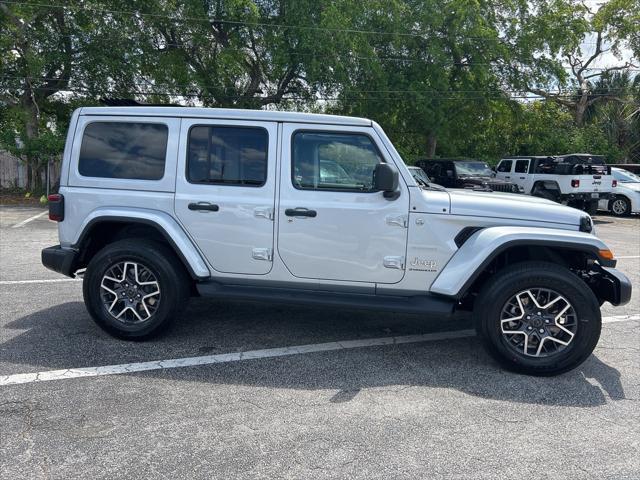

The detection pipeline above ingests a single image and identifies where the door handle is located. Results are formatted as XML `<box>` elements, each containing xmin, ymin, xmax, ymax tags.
<box><xmin>504</xmin><ymin>176</ymin><xmax>511</xmax><ymax>179</ymax></box>
<box><xmin>188</xmin><ymin>202</ymin><xmax>219</xmax><ymax>212</ymax></box>
<box><xmin>519</xmin><ymin>176</ymin><xmax>525</xmax><ymax>180</ymax></box>
<box><xmin>285</xmin><ymin>208</ymin><xmax>317</xmax><ymax>218</ymax></box>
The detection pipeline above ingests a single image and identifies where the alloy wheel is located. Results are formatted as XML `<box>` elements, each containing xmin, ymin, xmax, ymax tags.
<box><xmin>500</xmin><ymin>288</ymin><xmax>578</xmax><ymax>358</ymax></box>
<box><xmin>100</xmin><ymin>261</ymin><xmax>161</xmax><ymax>323</ymax></box>
<box><xmin>612</xmin><ymin>199</ymin><xmax>628</xmax><ymax>215</ymax></box>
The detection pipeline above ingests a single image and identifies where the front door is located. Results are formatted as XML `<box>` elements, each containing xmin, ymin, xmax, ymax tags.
<box><xmin>277</xmin><ymin>124</ymin><xmax>409</xmax><ymax>284</ymax></box>
<box><xmin>175</xmin><ymin>119</ymin><xmax>277</xmax><ymax>275</ymax></box>
<box><xmin>513</xmin><ymin>158</ymin><xmax>531</xmax><ymax>191</ymax></box>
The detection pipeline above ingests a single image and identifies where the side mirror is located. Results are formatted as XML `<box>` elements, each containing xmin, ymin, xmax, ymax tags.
<box><xmin>446</xmin><ymin>170</ymin><xmax>454</xmax><ymax>178</ymax></box>
<box><xmin>373</xmin><ymin>163</ymin><xmax>400</xmax><ymax>200</ymax></box>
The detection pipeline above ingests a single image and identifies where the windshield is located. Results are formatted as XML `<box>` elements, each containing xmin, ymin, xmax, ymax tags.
<box><xmin>454</xmin><ymin>161</ymin><xmax>494</xmax><ymax>177</ymax></box>
<box><xmin>409</xmin><ymin>167</ymin><xmax>431</xmax><ymax>184</ymax></box>
<box><xmin>614</xmin><ymin>169</ymin><xmax>640</xmax><ymax>183</ymax></box>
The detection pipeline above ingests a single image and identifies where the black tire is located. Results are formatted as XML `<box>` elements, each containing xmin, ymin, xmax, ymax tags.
<box><xmin>532</xmin><ymin>186</ymin><xmax>558</xmax><ymax>203</ymax></box>
<box><xmin>585</xmin><ymin>200</ymin><xmax>598</xmax><ymax>215</ymax></box>
<box><xmin>474</xmin><ymin>261</ymin><xmax>601</xmax><ymax>376</ymax></box>
<box><xmin>83</xmin><ymin>239</ymin><xmax>190</xmax><ymax>340</ymax></box>
<box><xmin>609</xmin><ymin>196</ymin><xmax>631</xmax><ymax>217</ymax></box>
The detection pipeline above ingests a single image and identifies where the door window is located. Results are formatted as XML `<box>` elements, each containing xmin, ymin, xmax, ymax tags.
<box><xmin>187</xmin><ymin>126</ymin><xmax>268</xmax><ymax>186</ymax></box>
<box><xmin>292</xmin><ymin>132</ymin><xmax>383</xmax><ymax>191</ymax></box>
<box><xmin>497</xmin><ymin>160</ymin><xmax>513</xmax><ymax>172</ymax></box>
<box><xmin>515</xmin><ymin>160</ymin><xmax>529</xmax><ymax>173</ymax></box>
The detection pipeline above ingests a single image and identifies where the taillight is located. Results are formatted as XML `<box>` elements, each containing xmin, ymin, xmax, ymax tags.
<box><xmin>612</xmin><ymin>180</ymin><xmax>617</xmax><ymax>188</ymax></box>
<box><xmin>571</xmin><ymin>179</ymin><xmax>580</xmax><ymax>188</ymax></box>
<box><xmin>48</xmin><ymin>194</ymin><xmax>64</xmax><ymax>221</ymax></box>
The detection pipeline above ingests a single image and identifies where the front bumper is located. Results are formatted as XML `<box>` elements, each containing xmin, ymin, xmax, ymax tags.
<box><xmin>42</xmin><ymin>245</ymin><xmax>78</xmax><ymax>278</ymax></box>
<box><xmin>596</xmin><ymin>266</ymin><xmax>632</xmax><ymax>306</ymax></box>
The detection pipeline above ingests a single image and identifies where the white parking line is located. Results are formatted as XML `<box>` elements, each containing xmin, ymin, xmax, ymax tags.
<box><xmin>1</xmin><ymin>314</ymin><xmax>638</xmax><ymax>387</ymax></box>
<box><xmin>0</xmin><ymin>278</ymin><xmax>81</xmax><ymax>285</ymax></box>
<box><xmin>10</xmin><ymin>210</ymin><xmax>48</xmax><ymax>228</ymax></box>
<box><xmin>616</xmin><ymin>255</ymin><xmax>640</xmax><ymax>259</ymax></box>
<box><xmin>0</xmin><ymin>330</ymin><xmax>476</xmax><ymax>386</ymax></box>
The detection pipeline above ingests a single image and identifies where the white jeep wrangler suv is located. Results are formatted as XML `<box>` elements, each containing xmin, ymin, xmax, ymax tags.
<box><xmin>42</xmin><ymin>107</ymin><xmax>631</xmax><ymax>376</ymax></box>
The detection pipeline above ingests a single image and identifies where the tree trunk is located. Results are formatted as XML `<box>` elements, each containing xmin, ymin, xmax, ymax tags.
<box><xmin>23</xmin><ymin>97</ymin><xmax>41</xmax><ymax>191</ymax></box>
<box><xmin>574</xmin><ymin>100</ymin><xmax>587</xmax><ymax>126</ymax></box>
<box><xmin>426</xmin><ymin>132</ymin><xmax>437</xmax><ymax>157</ymax></box>
<box><xmin>26</xmin><ymin>163</ymin><xmax>33</xmax><ymax>191</ymax></box>
<box><xmin>574</xmin><ymin>83</ymin><xmax>590</xmax><ymax>127</ymax></box>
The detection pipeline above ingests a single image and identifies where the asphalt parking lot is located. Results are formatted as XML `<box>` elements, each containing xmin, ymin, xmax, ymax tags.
<box><xmin>1</xmin><ymin>206</ymin><xmax>638</xmax><ymax>480</ymax></box>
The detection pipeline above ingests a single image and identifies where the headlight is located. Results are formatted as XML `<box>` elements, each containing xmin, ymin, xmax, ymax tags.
<box><xmin>579</xmin><ymin>216</ymin><xmax>593</xmax><ymax>233</ymax></box>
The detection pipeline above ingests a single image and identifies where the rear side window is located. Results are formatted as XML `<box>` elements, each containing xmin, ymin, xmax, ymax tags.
<box><xmin>187</xmin><ymin>126</ymin><xmax>268</xmax><ymax>186</ymax></box>
<box><xmin>497</xmin><ymin>160</ymin><xmax>512</xmax><ymax>172</ymax></box>
<box><xmin>515</xmin><ymin>160</ymin><xmax>529</xmax><ymax>173</ymax></box>
<box><xmin>79</xmin><ymin>122</ymin><xmax>168</xmax><ymax>180</ymax></box>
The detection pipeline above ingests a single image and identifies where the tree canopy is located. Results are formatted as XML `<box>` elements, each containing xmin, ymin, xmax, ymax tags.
<box><xmin>1</xmin><ymin>0</ymin><xmax>638</xmax><ymax>191</ymax></box>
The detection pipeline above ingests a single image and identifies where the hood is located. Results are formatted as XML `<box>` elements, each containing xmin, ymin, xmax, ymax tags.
<box><xmin>445</xmin><ymin>189</ymin><xmax>585</xmax><ymax>227</ymax></box>
<box><xmin>458</xmin><ymin>175</ymin><xmax>510</xmax><ymax>185</ymax></box>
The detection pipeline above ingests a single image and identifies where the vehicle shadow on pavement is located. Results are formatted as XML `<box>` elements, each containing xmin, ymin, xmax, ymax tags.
<box><xmin>2</xmin><ymin>300</ymin><xmax>626</xmax><ymax>408</ymax></box>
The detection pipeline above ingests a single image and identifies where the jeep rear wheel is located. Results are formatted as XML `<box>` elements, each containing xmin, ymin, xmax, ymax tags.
<box><xmin>474</xmin><ymin>261</ymin><xmax>601</xmax><ymax>376</ymax></box>
<box><xmin>83</xmin><ymin>239</ymin><xmax>189</xmax><ymax>340</ymax></box>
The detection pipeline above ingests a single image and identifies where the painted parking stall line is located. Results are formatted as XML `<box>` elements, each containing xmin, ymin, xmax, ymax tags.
<box><xmin>0</xmin><ymin>278</ymin><xmax>81</xmax><ymax>286</ymax></box>
<box><xmin>10</xmin><ymin>210</ymin><xmax>48</xmax><ymax>228</ymax></box>
<box><xmin>0</xmin><ymin>330</ymin><xmax>476</xmax><ymax>386</ymax></box>
<box><xmin>1</xmin><ymin>314</ymin><xmax>638</xmax><ymax>387</ymax></box>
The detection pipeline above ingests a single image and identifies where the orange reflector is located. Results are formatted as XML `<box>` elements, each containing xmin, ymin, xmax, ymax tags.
<box><xmin>598</xmin><ymin>249</ymin><xmax>615</xmax><ymax>260</ymax></box>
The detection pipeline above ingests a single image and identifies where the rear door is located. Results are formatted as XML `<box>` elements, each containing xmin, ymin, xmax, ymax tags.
<box><xmin>175</xmin><ymin>119</ymin><xmax>277</xmax><ymax>275</ymax></box>
<box><xmin>277</xmin><ymin>124</ymin><xmax>409</xmax><ymax>284</ymax></box>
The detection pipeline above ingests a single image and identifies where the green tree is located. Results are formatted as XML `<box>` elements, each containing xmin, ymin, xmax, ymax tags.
<box><xmin>505</xmin><ymin>0</ymin><xmax>638</xmax><ymax>126</ymax></box>
<box><xmin>0</xmin><ymin>1</ymin><xmax>148</xmax><ymax>190</ymax></box>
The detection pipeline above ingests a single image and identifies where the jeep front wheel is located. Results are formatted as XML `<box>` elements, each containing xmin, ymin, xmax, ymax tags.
<box><xmin>83</xmin><ymin>239</ymin><xmax>189</xmax><ymax>340</ymax></box>
<box><xmin>474</xmin><ymin>261</ymin><xmax>601</xmax><ymax>376</ymax></box>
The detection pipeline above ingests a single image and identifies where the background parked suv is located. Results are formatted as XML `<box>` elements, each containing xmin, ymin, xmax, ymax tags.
<box><xmin>415</xmin><ymin>159</ymin><xmax>520</xmax><ymax>193</ymax></box>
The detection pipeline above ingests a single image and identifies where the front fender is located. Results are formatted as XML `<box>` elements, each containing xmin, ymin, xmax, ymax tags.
<box><xmin>430</xmin><ymin>226</ymin><xmax>613</xmax><ymax>298</ymax></box>
<box><xmin>73</xmin><ymin>207</ymin><xmax>210</xmax><ymax>279</ymax></box>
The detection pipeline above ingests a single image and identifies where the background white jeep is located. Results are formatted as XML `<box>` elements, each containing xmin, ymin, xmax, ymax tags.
<box><xmin>42</xmin><ymin>107</ymin><xmax>631</xmax><ymax>376</ymax></box>
<box><xmin>495</xmin><ymin>154</ymin><xmax>615</xmax><ymax>214</ymax></box>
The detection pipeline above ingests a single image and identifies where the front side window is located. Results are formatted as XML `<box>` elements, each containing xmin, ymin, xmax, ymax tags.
<box><xmin>292</xmin><ymin>132</ymin><xmax>383</xmax><ymax>191</ymax></box>
<box><xmin>515</xmin><ymin>160</ymin><xmax>529</xmax><ymax>173</ymax></box>
<box><xmin>187</xmin><ymin>126</ymin><xmax>268</xmax><ymax>186</ymax></box>
<box><xmin>497</xmin><ymin>160</ymin><xmax>512</xmax><ymax>172</ymax></box>
<box><xmin>79</xmin><ymin>122</ymin><xmax>168</xmax><ymax>180</ymax></box>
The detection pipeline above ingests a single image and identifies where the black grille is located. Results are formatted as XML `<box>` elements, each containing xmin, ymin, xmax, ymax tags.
<box><xmin>488</xmin><ymin>183</ymin><xmax>516</xmax><ymax>193</ymax></box>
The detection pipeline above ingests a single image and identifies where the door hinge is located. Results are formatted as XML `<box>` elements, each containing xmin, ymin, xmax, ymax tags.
<box><xmin>254</xmin><ymin>207</ymin><xmax>274</xmax><ymax>221</ymax></box>
<box><xmin>385</xmin><ymin>214</ymin><xmax>408</xmax><ymax>228</ymax></box>
<box><xmin>252</xmin><ymin>248</ymin><xmax>273</xmax><ymax>261</ymax></box>
<box><xmin>383</xmin><ymin>256</ymin><xmax>405</xmax><ymax>270</ymax></box>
